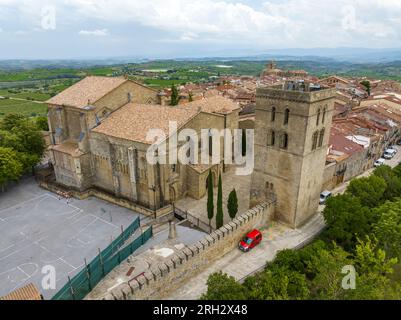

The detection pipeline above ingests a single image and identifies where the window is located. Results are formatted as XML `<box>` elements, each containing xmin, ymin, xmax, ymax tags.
<box><xmin>316</xmin><ymin>109</ymin><xmax>321</xmax><ymax>126</ymax></box>
<box><xmin>322</xmin><ymin>106</ymin><xmax>327</xmax><ymax>123</ymax></box>
<box><xmin>271</xmin><ymin>106</ymin><xmax>276</xmax><ymax>122</ymax></box>
<box><xmin>318</xmin><ymin>128</ymin><xmax>325</xmax><ymax>147</ymax></box>
<box><xmin>280</xmin><ymin>133</ymin><xmax>288</xmax><ymax>149</ymax></box>
<box><xmin>267</xmin><ymin>130</ymin><xmax>275</xmax><ymax>146</ymax></box>
<box><xmin>312</xmin><ymin>131</ymin><xmax>319</xmax><ymax>150</ymax></box>
<box><xmin>284</xmin><ymin>108</ymin><xmax>290</xmax><ymax>125</ymax></box>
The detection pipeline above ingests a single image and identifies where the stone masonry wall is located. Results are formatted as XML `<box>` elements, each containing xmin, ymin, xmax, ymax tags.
<box><xmin>98</xmin><ymin>201</ymin><xmax>275</xmax><ymax>300</ymax></box>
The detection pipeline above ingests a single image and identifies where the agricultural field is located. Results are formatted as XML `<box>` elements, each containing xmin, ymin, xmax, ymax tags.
<box><xmin>0</xmin><ymin>98</ymin><xmax>47</xmax><ymax>118</ymax></box>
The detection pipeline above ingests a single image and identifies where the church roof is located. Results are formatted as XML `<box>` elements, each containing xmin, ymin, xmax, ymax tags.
<box><xmin>180</xmin><ymin>95</ymin><xmax>240</xmax><ymax>115</ymax></box>
<box><xmin>92</xmin><ymin>103</ymin><xmax>200</xmax><ymax>144</ymax></box>
<box><xmin>46</xmin><ymin>76</ymin><xmax>128</xmax><ymax>109</ymax></box>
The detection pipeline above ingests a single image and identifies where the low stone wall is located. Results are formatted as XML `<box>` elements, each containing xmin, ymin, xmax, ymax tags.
<box><xmin>39</xmin><ymin>180</ymin><xmax>172</xmax><ymax>218</ymax></box>
<box><xmin>99</xmin><ymin>201</ymin><xmax>275</xmax><ymax>300</ymax></box>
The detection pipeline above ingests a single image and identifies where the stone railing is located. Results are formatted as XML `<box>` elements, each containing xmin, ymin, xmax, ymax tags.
<box><xmin>99</xmin><ymin>200</ymin><xmax>275</xmax><ymax>300</ymax></box>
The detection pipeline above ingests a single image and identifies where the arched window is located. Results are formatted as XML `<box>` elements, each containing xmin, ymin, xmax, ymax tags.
<box><xmin>267</xmin><ymin>130</ymin><xmax>275</xmax><ymax>146</ymax></box>
<box><xmin>312</xmin><ymin>131</ymin><xmax>319</xmax><ymax>150</ymax></box>
<box><xmin>318</xmin><ymin>128</ymin><xmax>325</xmax><ymax>147</ymax></box>
<box><xmin>280</xmin><ymin>133</ymin><xmax>288</xmax><ymax>149</ymax></box>
<box><xmin>284</xmin><ymin>108</ymin><xmax>290</xmax><ymax>125</ymax></box>
<box><xmin>322</xmin><ymin>106</ymin><xmax>327</xmax><ymax>124</ymax></box>
<box><xmin>271</xmin><ymin>106</ymin><xmax>276</xmax><ymax>122</ymax></box>
<box><xmin>316</xmin><ymin>109</ymin><xmax>321</xmax><ymax>126</ymax></box>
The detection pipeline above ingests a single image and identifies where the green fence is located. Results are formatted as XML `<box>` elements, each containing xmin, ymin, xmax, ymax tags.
<box><xmin>52</xmin><ymin>218</ymin><xmax>153</xmax><ymax>300</ymax></box>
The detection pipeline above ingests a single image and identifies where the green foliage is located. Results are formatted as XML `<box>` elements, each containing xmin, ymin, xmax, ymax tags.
<box><xmin>373</xmin><ymin>165</ymin><xmax>401</xmax><ymax>200</ymax></box>
<box><xmin>170</xmin><ymin>84</ymin><xmax>180</xmax><ymax>106</ymax></box>
<box><xmin>243</xmin><ymin>268</ymin><xmax>309</xmax><ymax>300</ymax></box>
<box><xmin>307</xmin><ymin>244</ymin><xmax>351</xmax><ymax>300</ymax></box>
<box><xmin>0</xmin><ymin>147</ymin><xmax>23</xmax><ymax>188</ymax></box>
<box><xmin>207</xmin><ymin>171</ymin><xmax>214</xmax><ymax>224</ymax></box>
<box><xmin>227</xmin><ymin>188</ymin><xmax>238</xmax><ymax>220</ymax></box>
<box><xmin>373</xmin><ymin>200</ymin><xmax>401</xmax><ymax>259</ymax></box>
<box><xmin>200</xmin><ymin>272</ymin><xmax>247</xmax><ymax>300</ymax></box>
<box><xmin>346</xmin><ymin>175</ymin><xmax>387</xmax><ymax>208</ymax></box>
<box><xmin>322</xmin><ymin>194</ymin><xmax>375</xmax><ymax>250</ymax></box>
<box><xmin>0</xmin><ymin>113</ymin><xmax>45</xmax><ymax>174</ymax></box>
<box><xmin>188</xmin><ymin>92</ymin><xmax>193</xmax><ymax>102</ymax></box>
<box><xmin>360</xmin><ymin>80</ymin><xmax>371</xmax><ymax>95</ymax></box>
<box><xmin>35</xmin><ymin>116</ymin><xmax>49</xmax><ymax>131</ymax></box>
<box><xmin>216</xmin><ymin>174</ymin><xmax>223</xmax><ymax>229</ymax></box>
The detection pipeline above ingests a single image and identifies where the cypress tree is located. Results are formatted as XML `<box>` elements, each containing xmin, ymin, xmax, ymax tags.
<box><xmin>216</xmin><ymin>173</ymin><xmax>224</xmax><ymax>229</ymax></box>
<box><xmin>207</xmin><ymin>171</ymin><xmax>214</xmax><ymax>226</ymax></box>
<box><xmin>227</xmin><ymin>188</ymin><xmax>238</xmax><ymax>220</ymax></box>
<box><xmin>170</xmin><ymin>84</ymin><xmax>179</xmax><ymax>106</ymax></box>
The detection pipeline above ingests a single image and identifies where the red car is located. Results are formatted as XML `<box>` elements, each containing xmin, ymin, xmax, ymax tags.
<box><xmin>238</xmin><ymin>229</ymin><xmax>262</xmax><ymax>252</ymax></box>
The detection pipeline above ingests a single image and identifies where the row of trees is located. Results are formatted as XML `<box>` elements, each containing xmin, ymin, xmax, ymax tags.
<box><xmin>207</xmin><ymin>171</ymin><xmax>239</xmax><ymax>229</ymax></box>
<box><xmin>202</xmin><ymin>164</ymin><xmax>401</xmax><ymax>300</ymax></box>
<box><xmin>0</xmin><ymin>113</ymin><xmax>46</xmax><ymax>190</ymax></box>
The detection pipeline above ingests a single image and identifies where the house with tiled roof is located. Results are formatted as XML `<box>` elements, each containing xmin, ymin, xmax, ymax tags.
<box><xmin>46</xmin><ymin>77</ymin><xmax>239</xmax><ymax>208</ymax></box>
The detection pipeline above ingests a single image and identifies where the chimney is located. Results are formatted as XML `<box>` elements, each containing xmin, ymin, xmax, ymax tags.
<box><xmin>168</xmin><ymin>221</ymin><xmax>177</xmax><ymax>240</ymax></box>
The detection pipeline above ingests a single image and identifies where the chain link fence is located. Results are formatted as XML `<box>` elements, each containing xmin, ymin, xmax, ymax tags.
<box><xmin>52</xmin><ymin>217</ymin><xmax>153</xmax><ymax>300</ymax></box>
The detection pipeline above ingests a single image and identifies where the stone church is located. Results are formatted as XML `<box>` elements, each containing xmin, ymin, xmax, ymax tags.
<box><xmin>46</xmin><ymin>76</ymin><xmax>240</xmax><ymax>211</ymax></box>
<box><xmin>46</xmin><ymin>76</ymin><xmax>334</xmax><ymax>228</ymax></box>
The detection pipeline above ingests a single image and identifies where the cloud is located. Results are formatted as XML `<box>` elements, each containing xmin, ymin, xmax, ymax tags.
<box><xmin>78</xmin><ymin>29</ymin><xmax>109</xmax><ymax>37</ymax></box>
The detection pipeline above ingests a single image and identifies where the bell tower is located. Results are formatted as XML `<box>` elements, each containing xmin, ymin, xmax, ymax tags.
<box><xmin>250</xmin><ymin>81</ymin><xmax>335</xmax><ymax>228</ymax></box>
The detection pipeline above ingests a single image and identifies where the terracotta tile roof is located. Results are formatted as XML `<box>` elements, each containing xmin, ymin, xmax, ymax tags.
<box><xmin>181</xmin><ymin>95</ymin><xmax>240</xmax><ymax>115</ymax></box>
<box><xmin>0</xmin><ymin>283</ymin><xmax>42</xmax><ymax>300</ymax></box>
<box><xmin>329</xmin><ymin>127</ymin><xmax>365</xmax><ymax>156</ymax></box>
<box><xmin>46</xmin><ymin>76</ymin><xmax>127</xmax><ymax>108</ymax></box>
<box><xmin>92</xmin><ymin>103</ymin><xmax>200</xmax><ymax>144</ymax></box>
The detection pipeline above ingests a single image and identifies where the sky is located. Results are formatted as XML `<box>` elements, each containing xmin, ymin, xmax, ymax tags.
<box><xmin>0</xmin><ymin>0</ymin><xmax>400</xmax><ymax>59</ymax></box>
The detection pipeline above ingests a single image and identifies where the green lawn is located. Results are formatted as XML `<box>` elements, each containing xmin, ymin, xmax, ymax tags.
<box><xmin>0</xmin><ymin>90</ymin><xmax>51</xmax><ymax>101</ymax></box>
<box><xmin>0</xmin><ymin>99</ymin><xmax>47</xmax><ymax>118</ymax></box>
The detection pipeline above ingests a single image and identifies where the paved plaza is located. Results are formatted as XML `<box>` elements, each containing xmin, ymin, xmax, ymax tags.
<box><xmin>0</xmin><ymin>177</ymin><xmax>145</xmax><ymax>299</ymax></box>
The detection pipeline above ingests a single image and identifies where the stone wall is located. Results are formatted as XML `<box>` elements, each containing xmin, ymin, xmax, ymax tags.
<box><xmin>98</xmin><ymin>201</ymin><xmax>275</xmax><ymax>300</ymax></box>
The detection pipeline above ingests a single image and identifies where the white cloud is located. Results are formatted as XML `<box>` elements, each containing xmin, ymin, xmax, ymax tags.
<box><xmin>1</xmin><ymin>0</ymin><xmax>401</xmax><ymax>52</ymax></box>
<box><xmin>78</xmin><ymin>29</ymin><xmax>109</xmax><ymax>37</ymax></box>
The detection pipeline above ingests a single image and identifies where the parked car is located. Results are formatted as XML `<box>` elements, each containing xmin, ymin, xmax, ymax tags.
<box><xmin>397</xmin><ymin>140</ymin><xmax>401</xmax><ymax>146</ymax></box>
<box><xmin>319</xmin><ymin>191</ymin><xmax>332</xmax><ymax>205</ymax></box>
<box><xmin>383</xmin><ymin>149</ymin><xmax>396</xmax><ymax>159</ymax></box>
<box><xmin>388</xmin><ymin>146</ymin><xmax>398</xmax><ymax>153</ymax></box>
<box><xmin>374</xmin><ymin>158</ymin><xmax>386</xmax><ymax>167</ymax></box>
<box><xmin>238</xmin><ymin>229</ymin><xmax>262</xmax><ymax>252</ymax></box>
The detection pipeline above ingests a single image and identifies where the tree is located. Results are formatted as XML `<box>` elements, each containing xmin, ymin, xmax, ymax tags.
<box><xmin>188</xmin><ymin>92</ymin><xmax>193</xmax><ymax>102</ymax></box>
<box><xmin>0</xmin><ymin>147</ymin><xmax>23</xmax><ymax>190</ymax></box>
<box><xmin>360</xmin><ymin>80</ymin><xmax>371</xmax><ymax>96</ymax></box>
<box><xmin>373</xmin><ymin>200</ymin><xmax>401</xmax><ymax>259</ymax></box>
<box><xmin>307</xmin><ymin>244</ymin><xmax>351</xmax><ymax>300</ymax></box>
<box><xmin>345</xmin><ymin>237</ymin><xmax>401</xmax><ymax>300</ymax></box>
<box><xmin>216</xmin><ymin>173</ymin><xmax>223</xmax><ymax>229</ymax></box>
<box><xmin>373</xmin><ymin>165</ymin><xmax>401</xmax><ymax>200</ymax></box>
<box><xmin>170</xmin><ymin>84</ymin><xmax>180</xmax><ymax>106</ymax></box>
<box><xmin>0</xmin><ymin>113</ymin><xmax>25</xmax><ymax>131</ymax></box>
<box><xmin>200</xmin><ymin>272</ymin><xmax>247</xmax><ymax>300</ymax></box>
<box><xmin>207</xmin><ymin>171</ymin><xmax>214</xmax><ymax>226</ymax></box>
<box><xmin>243</xmin><ymin>268</ymin><xmax>309</xmax><ymax>300</ymax></box>
<box><xmin>35</xmin><ymin>116</ymin><xmax>49</xmax><ymax>131</ymax></box>
<box><xmin>227</xmin><ymin>188</ymin><xmax>238</xmax><ymax>220</ymax></box>
<box><xmin>0</xmin><ymin>118</ymin><xmax>45</xmax><ymax>172</ymax></box>
<box><xmin>322</xmin><ymin>194</ymin><xmax>375</xmax><ymax>250</ymax></box>
<box><xmin>346</xmin><ymin>175</ymin><xmax>387</xmax><ymax>208</ymax></box>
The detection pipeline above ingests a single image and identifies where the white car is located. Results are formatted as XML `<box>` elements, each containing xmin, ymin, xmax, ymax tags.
<box><xmin>383</xmin><ymin>149</ymin><xmax>396</xmax><ymax>159</ymax></box>
<box><xmin>374</xmin><ymin>158</ymin><xmax>386</xmax><ymax>167</ymax></box>
<box><xmin>388</xmin><ymin>146</ymin><xmax>398</xmax><ymax>154</ymax></box>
